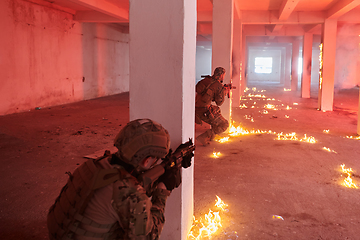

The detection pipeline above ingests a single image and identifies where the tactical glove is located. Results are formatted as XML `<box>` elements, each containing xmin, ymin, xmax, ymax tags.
<box><xmin>174</xmin><ymin>143</ymin><xmax>194</xmax><ymax>168</ymax></box>
<box><xmin>158</xmin><ymin>167</ymin><xmax>181</xmax><ymax>191</ymax></box>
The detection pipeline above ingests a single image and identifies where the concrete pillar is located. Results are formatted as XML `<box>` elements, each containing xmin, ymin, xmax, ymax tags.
<box><xmin>212</xmin><ymin>0</ymin><xmax>234</xmax><ymax>124</ymax></box>
<box><xmin>280</xmin><ymin>48</ymin><xmax>286</xmax><ymax>85</ymax></box>
<box><xmin>358</xmin><ymin>88</ymin><xmax>360</xmax><ymax>135</ymax></box>
<box><xmin>284</xmin><ymin>45</ymin><xmax>292</xmax><ymax>88</ymax></box>
<box><xmin>318</xmin><ymin>19</ymin><xmax>337</xmax><ymax>111</ymax></box>
<box><xmin>129</xmin><ymin>1</ymin><xmax>196</xmax><ymax>239</ymax></box>
<box><xmin>301</xmin><ymin>33</ymin><xmax>313</xmax><ymax>98</ymax></box>
<box><xmin>291</xmin><ymin>38</ymin><xmax>300</xmax><ymax>91</ymax></box>
<box><xmin>241</xmin><ymin>35</ymin><xmax>247</xmax><ymax>93</ymax></box>
<box><xmin>232</xmin><ymin>19</ymin><xmax>242</xmax><ymax>107</ymax></box>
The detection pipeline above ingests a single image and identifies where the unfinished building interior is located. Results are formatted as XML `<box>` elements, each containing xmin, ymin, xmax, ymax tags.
<box><xmin>0</xmin><ymin>0</ymin><xmax>360</xmax><ymax>239</ymax></box>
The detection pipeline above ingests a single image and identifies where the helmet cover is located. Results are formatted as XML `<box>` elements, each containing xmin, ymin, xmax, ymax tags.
<box><xmin>213</xmin><ymin>67</ymin><xmax>226</xmax><ymax>80</ymax></box>
<box><xmin>114</xmin><ymin>119</ymin><xmax>170</xmax><ymax>167</ymax></box>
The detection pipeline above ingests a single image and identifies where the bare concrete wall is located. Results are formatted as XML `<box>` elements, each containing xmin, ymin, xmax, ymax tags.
<box><xmin>334</xmin><ymin>24</ymin><xmax>360</xmax><ymax>89</ymax></box>
<box><xmin>0</xmin><ymin>0</ymin><xmax>129</xmax><ymax>115</ymax></box>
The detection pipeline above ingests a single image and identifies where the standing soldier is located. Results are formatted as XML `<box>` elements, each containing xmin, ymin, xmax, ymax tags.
<box><xmin>47</xmin><ymin>119</ymin><xmax>183</xmax><ymax>240</ymax></box>
<box><xmin>195</xmin><ymin>67</ymin><xmax>229</xmax><ymax>146</ymax></box>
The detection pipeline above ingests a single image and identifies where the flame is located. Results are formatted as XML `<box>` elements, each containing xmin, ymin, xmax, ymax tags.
<box><xmin>319</xmin><ymin>43</ymin><xmax>323</xmax><ymax>90</ymax></box>
<box><xmin>346</xmin><ymin>135</ymin><xmax>360</xmax><ymax>140</ymax></box>
<box><xmin>188</xmin><ymin>196</ymin><xmax>228</xmax><ymax>240</ymax></box>
<box><xmin>215</xmin><ymin>195</ymin><xmax>228</xmax><ymax>211</ymax></box>
<box><xmin>323</xmin><ymin>129</ymin><xmax>330</xmax><ymax>133</ymax></box>
<box><xmin>215</xmin><ymin>136</ymin><xmax>229</xmax><ymax>143</ymax></box>
<box><xmin>239</xmin><ymin>103</ymin><xmax>248</xmax><ymax>109</ymax></box>
<box><xmin>272</xmin><ymin>215</ymin><xmax>284</xmax><ymax>220</ymax></box>
<box><xmin>276</xmin><ymin>132</ymin><xmax>316</xmax><ymax>143</ymax></box>
<box><xmin>212</xmin><ymin>151</ymin><xmax>221</xmax><ymax>158</ymax></box>
<box><xmin>323</xmin><ymin>147</ymin><xmax>337</xmax><ymax>153</ymax></box>
<box><xmin>286</xmin><ymin>105</ymin><xmax>292</xmax><ymax>110</ymax></box>
<box><xmin>300</xmin><ymin>134</ymin><xmax>317</xmax><ymax>143</ymax></box>
<box><xmin>340</xmin><ymin>164</ymin><xmax>358</xmax><ymax>189</ymax></box>
<box><xmin>284</xmin><ymin>88</ymin><xmax>291</xmax><ymax>91</ymax></box>
<box><xmin>229</xmin><ymin>123</ymin><xmax>250</xmax><ymax>136</ymax></box>
<box><xmin>293</xmin><ymin>102</ymin><xmax>299</xmax><ymax>105</ymax></box>
<box><xmin>248</xmin><ymin>93</ymin><xmax>266</xmax><ymax>98</ymax></box>
<box><xmin>265</xmin><ymin>103</ymin><xmax>276</xmax><ymax>110</ymax></box>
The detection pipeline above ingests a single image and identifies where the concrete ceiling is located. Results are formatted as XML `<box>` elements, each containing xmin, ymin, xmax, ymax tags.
<box><xmin>44</xmin><ymin>0</ymin><xmax>360</xmax><ymax>40</ymax></box>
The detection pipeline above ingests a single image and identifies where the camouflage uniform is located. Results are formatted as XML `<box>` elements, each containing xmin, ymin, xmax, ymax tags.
<box><xmin>195</xmin><ymin>67</ymin><xmax>229</xmax><ymax>145</ymax></box>
<box><xmin>47</xmin><ymin>119</ymin><xmax>171</xmax><ymax>240</ymax></box>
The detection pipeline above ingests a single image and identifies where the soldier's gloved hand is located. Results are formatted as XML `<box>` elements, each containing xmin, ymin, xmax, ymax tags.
<box><xmin>181</xmin><ymin>153</ymin><xmax>194</xmax><ymax>168</ymax></box>
<box><xmin>158</xmin><ymin>167</ymin><xmax>181</xmax><ymax>191</ymax></box>
<box><xmin>174</xmin><ymin>143</ymin><xmax>194</xmax><ymax>169</ymax></box>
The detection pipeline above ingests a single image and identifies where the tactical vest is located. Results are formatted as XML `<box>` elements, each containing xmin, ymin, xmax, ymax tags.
<box><xmin>196</xmin><ymin>77</ymin><xmax>217</xmax><ymax>106</ymax></box>
<box><xmin>47</xmin><ymin>155</ymin><xmax>123</xmax><ymax>240</ymax></box>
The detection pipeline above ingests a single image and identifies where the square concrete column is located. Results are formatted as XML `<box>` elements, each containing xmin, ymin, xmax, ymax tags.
<box><xmin>232</xmin><ymin>18</ymin><xmax>242</xmax><ymax>107</ymax></box>
<box><xmin>291</xmin><ymin>38</ymin><xmax>300</xmax><ymax>91</ymax></box>
<box><xmin>318</xmin><ymin>19</ymin><xmax>337</xmax><ymax>111</ymax></box>
<box><xmin>212</xmin><ymin>0</ymin><xmax>234</xmax><ymax>124</ymax></box>
<box><xmin>358</xmin><ymin>88</ymin><xmax>360</xmax><ymax>135</ymax></box>
<box><xmin>241</xmin><ymin>35</ymin><xmax>248</xmax><ymax>94</ymax></box>
<box><xmin>284</xmin><ymin>45</ymin><xmax>292</xmax><ymax>88</ymax></box>
<box><xmin>129</xmin><ymin>1</ymin><xmax>196</xmax><ymax>239</ymax></box>
<box><xmin>301</xmin><ymin>33</ymin><xmax>313</xmax><ymax>98</ymax></box>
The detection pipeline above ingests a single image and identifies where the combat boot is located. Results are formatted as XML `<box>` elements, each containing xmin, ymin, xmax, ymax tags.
<box><xmin>196</xmin><ymin>129</ymin><xmax>214</xmax><ymax>146</ymax></box>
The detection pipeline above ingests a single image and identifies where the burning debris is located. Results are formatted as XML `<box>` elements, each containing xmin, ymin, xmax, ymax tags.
<box><xmin>340</xmin><ymin>164</ymin><xmax>358</xmax><ymax>189</ymax></box>
<box><xmin>188</xmin><ymin>196</ymin><xmax>229</xmax><ymax>240</ymax></box>
<box><xmin>323</xmin><ymin>129</ymin><xmax>330</xmax><ymax>133</ymax></box>
<box><xmin>276</xmin><ymin>132</ymin><xmax>317</xmax><ymax>143</ymax></box>
<box><xmin>323</xmin><ymin>147</ymin><xmax>337</xmax><ymax>153</ymax></box>
<box><xmin>272</xmin><ymin>215</ymin><xmax>284</xmax><ymax>220</ymax></box>
<box><xmin>264</xmin><ymin>103</ymin><xmax>277</xmax><ymax>110</ymax></box>
<box><xmin>346</xmin><ymin>135</ymin><xmax>360</xmax><ymax>140</ymax></box>
<box><xmin>212</xmin><ymin>151</ymin><xmax>221</xmax><ymax>158</ymax></box>
<box><xmin>215</xmin><ymin>136</ymin><xmax>230</xmax><ymax>143</ymax></box>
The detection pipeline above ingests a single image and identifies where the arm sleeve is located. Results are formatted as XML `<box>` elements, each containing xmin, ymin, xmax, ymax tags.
<box><xmin>214</xmin><ymin>84</ymin><xmax>226</xmax><ymax>106</ymax></box>
<box><xmin>111</xmin><ymin>180</ymin><xmax>170</xmax><ymax>240</ymax></box>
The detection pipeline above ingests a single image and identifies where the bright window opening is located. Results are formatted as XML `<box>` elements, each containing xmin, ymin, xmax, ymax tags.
<box><xmin>298</xmin><ymin>57</ymin><xmax>303</xmax><ymax>74</ymax></box>
<box><xmin>254</xmin><ymin>57</ymin><xmax>273</xmax><ymax>74</ymax></box>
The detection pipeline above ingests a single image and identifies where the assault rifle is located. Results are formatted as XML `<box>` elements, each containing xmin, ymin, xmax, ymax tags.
<box><xmin>138</xmin><ymin>139</ymin><xmax>195</xmax><ymax>194</ymax></box>
<box><xmin>224</xmin><ymin>83</ymin><xmax>236</xmax><ymax>98</ymax></box>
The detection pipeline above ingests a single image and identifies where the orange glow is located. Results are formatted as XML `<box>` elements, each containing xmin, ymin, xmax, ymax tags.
<box><xmin>300</xmin><ymin>134</ymin><xmax>316</xmax><ymax>143</ymax></box>
<box><xmin>323</xmin><ymin>129</ymin><xmax>330</xmax><ymax>133</ymax></box>
<box><xmin>239</xmin><ymin>103</ymin><xmax>248</xmax><ymax>109</ymax></box>
<box><xmin>212</xmin><ymin>151</ymin><xmax>221</xmax><ymax>158</ymax></box>
<box><xmin>319</xmin><ymin>43</ymin><xmax>323</xmax><ymax>90</ymax></box>
<box><xmin>264</xmin><ymin>103</ymin><xmax>277</xmax><ymax>110</ymax></box>
<box><xmin>272</xmin><ymin>215</ymin><xmax>284</xmax><ymax>220</ymax></box>
<box><xmin>284</xmin><ymin>88</ymin><xmax>291</xmax><ymax>91</ymax></box>
<box><xmin>215</xmin><ymin>136</ymin><xmax>230</xmax><ymax>143</ymax></box>
<box><xmin>340</xmin><ymin>164</ymin><xmax>358</xmax><ymax>189</ymax></box>
<box><xmin>323</xmin><ymin>147</ymin><xmax>337</xmax><ymax>153</ymax></box>
<box><xmin>276</xmin><ymin>132</ymin><xmax>316</xmax><ymax>143</ymax></box>
<box><xmin>188</xmin><ymin>196</ymin><xmax>228</xmax><ymax>240</ymax></box>
<box><xmin>346</xmin><ymin>135</ymin><xmax>360</xmax><ymax>140</ymax></box>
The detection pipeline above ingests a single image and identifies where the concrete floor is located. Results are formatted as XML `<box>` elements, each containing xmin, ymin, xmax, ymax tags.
<box><xmin>0</xmin><ymin>84</ymin><xmax>359</xmax><ymax>239</ymax></box>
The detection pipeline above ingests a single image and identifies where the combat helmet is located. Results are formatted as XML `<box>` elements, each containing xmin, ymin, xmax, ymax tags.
<box><xmin>213</xmin><ymin>67</ymin><xmax>226</xmax><ymax>80</ymax></box>
<box><xmin>114</xmin><ymin>119</ymin><xmax>170</xmax><ymax>167</ymax></box>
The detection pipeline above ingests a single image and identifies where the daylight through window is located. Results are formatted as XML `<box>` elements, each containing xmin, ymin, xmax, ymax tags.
<box><xmin>255</xmin><ymin>57</ymin><xmax>273</xmax><ymax>74</ymax></box>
